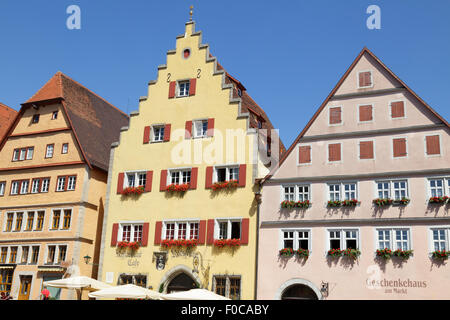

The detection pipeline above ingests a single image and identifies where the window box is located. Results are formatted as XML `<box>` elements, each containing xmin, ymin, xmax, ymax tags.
<box><xmin>295</xmin><ymin>248</ymin><xmax>310</xmax><ymax>259</ymax></box>
<box><xmin>376</xmin><ymin>248</ymin><xmax>393</xmax><ymax>260</ymax></box>
<box><xmin>373</xmin><ymin>198</ymin><xmax>393</xmax><ymax>206</ymax></box>
<box><xmin>117</xmin><ymin>241</ymin><xmax>140</xmax><ymax>251</ymax></box>
<box><xmin>161</xmin><ymin>239</ymin><xmax>198</xmax><ymax>248</ymax></box>
<box><xmin>327</xmin><ymin>248</ymin><xmax>344</xmax><ymax>258</ymax></box>
<box><xmin>281</xmin><ymin>200</ymin><xmax>296</xmax><ymax>209</ymax></box>
<box><xmin>121</xmin><ymin>186</ymin><xmax>145</xmax><ymax>196</ymax></box>
<box><xmin>393</xmin><ymin>249</ymin><xmax>413</xmax><ymax>260</ymax></box>
<box><xmin>279</xmin><ymin>248</ymin><xmax>294</xmax><ymax>257</ymax></box>
<box><xmin>431</xmin><ymin>250</ymin><xmax>450</xmax><ymax>260</ymax></box>
<box><xmin>343</xmin><ymin>248</ymin><xmax>361</xmax><ymax>260</ymax></box>
<box><xmin>327</xmin><ymin>200</ymin><xmax>342</xmax><ymax>207</ymax></box>
<box><xmin>166</xmin><ymin>183</ymin><xmax>190</xmax><ymax>193</ymax></box>
<box><xmin>393</xmin><ymin>197</ymin><xmax>410</xmax><ymax>205</ymax></box>
<box><xmin>341</xmin><ymin>199</ymin><xmax>360</xmax><ymax>207</ymax></box>
<box><xmin>212</xmin><ymin>180</ymin><xmax>238</xmax><ymax>191</ymax></box>
<box><xmin>213</xmin><ymin>239</ymin><xmax>241</xmax><ymax>248</ymax></box>
<box><xmin>429</xmin><ymin>196</ymin><xmax>449</xmax><ymax>204</ymax></box>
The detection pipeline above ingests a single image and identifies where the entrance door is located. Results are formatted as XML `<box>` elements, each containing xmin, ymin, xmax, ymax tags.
<box><xmin>281</xmin><ymin>284</ymin><xmax>318</xmax><ymax>300</ymax></box>
<box><xmin>167</xmin><ymin>273</ymin><xmax>197</xmax><ymax>293</ymax></box>
<box><xmin>18</xmin><ymin>276</ymin><xmax>32</xmax><ymax>300</ymax></box>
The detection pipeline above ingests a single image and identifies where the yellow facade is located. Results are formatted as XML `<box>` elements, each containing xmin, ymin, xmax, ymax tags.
<box><xmin>99</xmin><ymin>21</ymin><xmax>274</xmax><ymax>299</ymax></box>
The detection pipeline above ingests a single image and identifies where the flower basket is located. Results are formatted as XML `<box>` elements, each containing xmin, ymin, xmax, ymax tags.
<box><xmin>166</xmin><ymin>183</ymin><xmax>190</xmax><ymax>193</ymax></box>
<box><xmin>279</xmin><ymin>248</ymin><xmax>294</xmax><ymax>257</ymax></box>
<box><xmin>372</xmin><ymin>198</ymin><xmax>393</xmax><ymax>207</ymax></box>
<box><xmin>343</xmin><ymin>248</ymin><xmax>361</xmax><ymax>260</ymax></box>
<box><xmin>212</xmin><ymin>180</ymin><xmax>238</xmax><ymax>191</ymax></box>
<box><xmin>393</xmin><ymin>197</ymin><xmax>410</xmax><ymax>205</ymax></box>
<box><xmin>327</xmin><ymin>248</ymin><xmax>343</xmax><ymax>257</ymax></box>
<box><xmin>213</xmin><ymin>238</ymin><xmax>241</xmax><ymax>248</ymax></box>
<box><xmin>431</xmin><ymin>250</ymin><xmax>450</xmax><ymax>260</ymax></box>
<box><xmin>295</xmin><ymin>200</ymin><xmax>311</xmax><ymax>209</ymax></box>
<box><xmin>376</xmin><ymin>248</ymin><xmax>393</xmax><ymax>260</ymax></box>
<box><xmin>161</xmin><ymin>239</ymin><xmax>198</xmax><ymax>248</ymax></box>
<box><xmin>295</xmin><ymin>248</ymin><xmax>310</xmax><ymax>259</ymax></box>
<box><xmin>393</xmin><ymin>249</ymin><xmax>413</xmax><ymax>260</ymax></box>
<box><xmin>122</xmin><ymin>186</ymin><xmax>145</xmax><ymax>196</ymax></box>
<box><xmin>429</xmin><ymin>196</ymin><xmax>449</xmax><ymax>204</ymax></box>
<box><xmin>342</xmin><ymin>199</ymin><xmax>360</xmax><ymax>207</ymax></box>
<box><xmin>327</xmin><ymin>200</ymin><xmax>342</xmax><ymax>207</ymax></box>
<box><xmin>281</xmin><ymin>200</ymin><xmax>296</xmax><ymax>209</ymax></box>
<box><xmin>117</xmin><ymin>241</ymin><xmax>140</xmax><ymax>251</ymax></box>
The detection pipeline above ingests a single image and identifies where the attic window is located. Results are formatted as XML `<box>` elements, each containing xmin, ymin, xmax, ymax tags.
<box><xmin>52</xmin><ymin>111</ymin><xmax>58</xmax><ymax>120</ymax></box>
<box><xmin>32</xmin><ymin>114</ymin><xmax>40</xmax><ymax>124</ymax></box>
<box><xmin>237</xmin><ymin>88</ymin><xmax>242</xmax><ymax>97</ymax></box>
<box><xmin>183</xmin><ymin>49</ymin><xmax>191</xmax><ymax>59</ymax></box>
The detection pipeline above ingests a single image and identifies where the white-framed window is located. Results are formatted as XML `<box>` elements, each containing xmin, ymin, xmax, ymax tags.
<box><xmin>119</xmin><ymin>223</ymin><xmax>144</xmax><ymax>243</ymax></box>
<box><xmin>430</xmin><ymin>228</ymin><xmax>448</xmax><ymax>252</ymax></box>
<box><xmin>125</xmin><ymin>172</ymin><xmax>147</xmax><ymax>188</ymax></box>
<box><xmin>193</xmin><ymin>120</ymin><xmax>208</xmax><ymax>138</ymax></box>
<box><xmin>328</xmin><ymin>229</ymin><xmax>359</xmax><ymax>250</ymax></box>
<box><xmin>12</xmin><ymin>147</ymin><xmax>34</xmax><ymax>161</ymax></box>
<box><xmin>392</xmin><ymin>180</ymin><xmax>408</xmax><ymax>200</ymax></box>
<box><xmin>31</xmin><ymin>179</ymin><xmax>40</xmax><ymax>194</ymax></box>
<box><xmin>178</xmin><ymin>80</ymin><xmax>190</xmax><ymax>97</ymax></box>
<box><xmin>26</xmin><ymin>147</ymin><xmax>34</xmax><ymax>160</ymax></box>
<box><xmin>67</xmin><ymin>176</ymin><xmax>76</xmax><ymax>191</ymax></box>
<box><xmin>45</xmin><ymin>144</ymin><xmax>54</xmax><ymax>158</ymax></box>
<box><xmin>12</xmin><ymin>149</ymin><xmax>19</xmax><ymax>161</ymax></box>
<box><xmin>283</xmin><ymin>186</ymin><xmax>295</xmax><ymax>201</ymax></box>
<box><xmin>376</xmin><ymin>181</ymin><xmax>390</xmax><ymax>199</ymax></box>
<box><xmin>19</xmin><ymin>148</ymin><xmax>26</xmax><ymax>161</ymax></box>
<box><xmin>52</xmin><ymin>111</ymin><xmax>58</xmax><ymax>120</ymax></box>
<box><xmin>428</xmin><ymin>178</ymin><xmax>446</xmax><ymax>197</ymax></box>
<box><xmin>280</xmin><ymin>229</ymin><xmax>311</xmax><ymax>250</ymax></box>
<box><xmin>152</xmin><ymin>126</ymin><xmax>165</xmax><ymax>142</ymax></box>
<box><xmin>40</xmin><ymin>178</ymin><xmax>50</xmax><ymax>193</ymax></box>
<box><xmin>215</xmin><ymin>166</ymin><xmax>239</xmax><ymax>183</ymax></box>
<box><xmin>162</xmin><ymin>221</ymin><xmax>199</xmax><ymax>240</ymax></box>
<box><xmin>343</xmin><ymin>183</ymin><xmax>357</xmax><ymax>200</ymax></box>
<box><xmin>11</xmin><ymin>181</ymin><xmax>19</xmax><ymax>195</ymax></box>
<box><xmin>282</xmin><ymin>184</ymin><xmax>311</xmax><ymax>202</ymax></box>
<box><xmin>374</xmin><ymin>180</ymin><xmax>408</xmax><ymax>200</ymax></box>
<box><xmin>62</xmin><ymin>143</ymin><xmax>69</xmax><ymax>154</ymax></box>
<box><xmin>20</xmin><ymin>180</ymin><xmax>29</xmax><ymax>194</ymax></box>
<box><xmin>169</xmin><ymin>169</ymin><xmax>191</xmax><ymax>185</ymax></box>
<box><xmin>376</xmin><ymin>228</ymin><xmax>411</xmax><ymax>250</ymax></box>
<box><xmin>215</xmin><ymin>219</ymin><xmax>241</xmax><ymax>240</ymax></box>
<box><xmin>56</xmin><ymin>177</ymin><xmax>66</xmax><ymax>192</ymax></box>
<box><xmin>0</xmin><ymin>182</ymin><xmax>5</xmax><ymax>196</ymax></box>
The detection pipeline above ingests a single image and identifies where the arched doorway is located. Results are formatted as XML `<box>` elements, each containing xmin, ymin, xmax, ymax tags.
<box><xmin>166</xmin><ymin>272</ymin><xmax>197</xmax><ymax>293</ymax></box>
<box><xmin>281</xmin><ymin>284</ymin><xmax>318</xmax><ymax>300</ymax></box>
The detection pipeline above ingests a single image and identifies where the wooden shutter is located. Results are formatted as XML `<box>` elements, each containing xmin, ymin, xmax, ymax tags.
<box><xmin>141</xmin><ymin>223</ymin><xmax>149</xmax><ymax>246</ymax></box>
<box><xmin>160</xmin><ymin>170</ymin><xmax>168</xmax><ymax>191</ymax></box>
<box><xmin>391</xmin><ymin>101</ymin><xmax>405</xmax><ymax>118</ymax></box>
<box><xmin>359</xmin><ymin>71</ymin><xmax>371</xmax><ymax>87</ymax></box>
<box><xmin>426</xmin><ymin>135</ymin><xmax>440</xmax><ymax>155</ymax></box>
<box><xmin>240</xmin><ymin>218</ymin><xmax>249</xmax><ymax>244</ymax></box>
<box><xmin>117</xmin><ymin>173</ymin><xmax>124</xmax><ymax>194</ymax></box>
<box><xmin>328</xmin><ymin>144</ymin><xmax>341</xmax><ymax>162</ymax></box>
<box><xmin>185</xmin><ymin>121</ymin><xmax>192</xmax><ymax>139</ymax></box>
<box><xmin>190</xmin><ymin>168</ymin><xmax>198</xmax><ymax>189</ymax></box>
<box><xmin>111</xmin><ymin>223</ymin><xmax>119</xmax><ymax>246</ymax></box>
<box><xmin>206</xmin><ymin>219</ymin><xmax>215</xmax><ymax>244</ymax></box>
<box><xmin>154</xmin><ymin>221</ymin><xmax>162</xmax><ymax>245</ymax></box>
<box><xmin>298</xmin><ymin>146</ymin><xmax>311</xmax><ymax>164</ymax></box>
<box><xmin>207</xmin><ymin>118</ymin><xmax>215</xmax><ymax>137</ymax></box>
<box><xmin>359</xmin><ymin>141</ymin><xmax>374</xmax><ymax>159</ymax></box>
<box><xmin>189</xmin><ymin>78</ymin><xmax>197</xmax><ymax>96</ymax></box>
<box><xmin>359</xmin><ymin>105</ymin><xmax>373</xmax><ymax>122</ymax></box>
<box><xmin>393</xmin><ymin>138</ymin><xmax>407</xmax><ymax>157</ymax></box>
<box><xmin>238</xmin><ymin>164</ymin><xmax>246</xmax><ymax>187</ymax></box>
<box><xmin>205</xmin><ymin>166</ymin><xmax>213</xmax><ymax>189</ymax></box>
<box><xmin>143</xmin><ymin>126</ymin><xmax>151</xmax><ymax>144</ymax></box>
<box><xmin>145</xmin><ymin>171</ymin><xmax>153</xmax><ymax>192</ymax></box>
<box><xmin>329</xmin><ymin>107</ymin><xmax>341</xmax><ymax>124</ymax></box>
<box><xmin>198</xmin><ymin>220</ymin><xmax>206</xmax><ymax>244</ymax></box>
<box><xmin>163</xmin><ymin>124</ymin><xmax>171</xmax><ymax>142</ymax></box>
<box><xmin>168</xmin><ymin>81</ymin><xmax>176</xmax><ymax>98</ymax></box>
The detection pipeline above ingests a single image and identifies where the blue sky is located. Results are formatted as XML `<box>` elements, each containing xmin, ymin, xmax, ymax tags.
<box><xmin>0</xmin><ymin>0</ymin><xmax>449</xmax><ymax>147</ymax></box>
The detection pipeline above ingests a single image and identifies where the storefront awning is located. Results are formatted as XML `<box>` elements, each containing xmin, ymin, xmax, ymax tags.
<box><xmin>37</xmin><ymin>266</ymin><xmax>65</xmax><ymax>273</ymax></box>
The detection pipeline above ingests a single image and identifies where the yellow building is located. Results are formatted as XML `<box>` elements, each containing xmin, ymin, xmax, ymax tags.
<box><xmin>98</xmin><ymin>20</ymin><xmax>284</xmax><ymax>299</ymax></box>
<box><xmin>0</xmin><ymin>72</ymin><xmax>128</xmax><ymax>300</ymax></box>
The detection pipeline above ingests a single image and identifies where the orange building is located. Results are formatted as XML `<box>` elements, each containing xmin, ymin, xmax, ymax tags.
<box><xmin>0</xmin><ymin>72</ymin><xmax>128</xmax><ymax>300</ymax></box>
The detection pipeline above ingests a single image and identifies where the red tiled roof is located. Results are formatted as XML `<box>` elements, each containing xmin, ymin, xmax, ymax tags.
<box><xmin>0</xmin><ymin>102</ymin><xmax>17</xmax><ymax>143</ymax></box>
<box><xmin>22</xmin><ymin>72</ymin><xmax>129</xmax><ymax>171</ymax></box>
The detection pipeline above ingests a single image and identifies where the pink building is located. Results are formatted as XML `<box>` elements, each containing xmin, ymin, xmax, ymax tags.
<box><xmin>257</xmin><ymin>48</ymin><xmax>450</xmax><ymax>300</ymax></box>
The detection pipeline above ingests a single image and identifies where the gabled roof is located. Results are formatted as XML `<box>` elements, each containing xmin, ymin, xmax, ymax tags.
<box><xmin>261</xmin><ymin>47</ymin><xmax>450</xmax><ymax>184</ymax></box>
<box><xmin>0</xmin><ymin>102</ymin><xmax>17</xmax><ymax>143</ymax></box>
<box><xmin>19</xmin><ymin>72</ymin><xmax>129</xmax><ymax>171</ymax></box>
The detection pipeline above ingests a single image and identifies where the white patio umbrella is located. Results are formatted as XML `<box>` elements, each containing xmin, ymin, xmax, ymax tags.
<box><xmin>43</xmin><ymin>276</ymin><xmax>112</xmax><ymax>300</ymax></box>
<box><xmin>88</xmin><ymin>284</ymin><xmax>162</xmax><ymax>300</ymax></box>
<box><xmin>161</xmin><ymin>288</ymin><xmax>231</xmax><ymax>300</ymax></box>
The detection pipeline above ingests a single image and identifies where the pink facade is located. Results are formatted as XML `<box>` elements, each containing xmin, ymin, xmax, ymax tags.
<box><xmin>257</xmin><ymin>48</ymin><xmax>450</xmax><ymax>300</ymax></box>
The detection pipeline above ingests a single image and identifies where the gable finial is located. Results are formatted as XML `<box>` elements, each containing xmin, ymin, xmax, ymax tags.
<box><xmin>189</xmin><ymin>5</ymin><xmax>193</xmax><ymax>21</ymax></box>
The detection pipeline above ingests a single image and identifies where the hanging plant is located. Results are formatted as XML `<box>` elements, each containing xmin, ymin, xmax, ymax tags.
<box><xmin>393</xmin><ymin>249</ymin><xmax>413</xmax><ymax>260</ymax></box>
<box><xmin>431</xmin><ymin>250</ymin><xmax>450</xmax><ymax>260</ymax></box>
<box><xmin>279</xmin><ymin>248</ymin><xmax>294</xmax><ymax>257</ymax></box>
<box><xmin>213</xmin><ymin>239</ymin><xmax>241</xmax><ymax>248</ymax></box>
<box><xmin>122</xmin><ymin>186</ymin><xmax>145</xmax><ymax>196</ymax></box>
<box><xmin>327</xmin><ymin>200</ymin><xmax>342</xmax><ymax>207</ymax></box>
<box><xmin>161</xmin><ymin>239</ymin><xmax>198</xmax><ymax>248</ymax></box>
<box><xmin>166</xmin><ymin>183</ymin><xmax>190</xmax><ymax>193</ymax></box>
<box><xmin>281</xmin><ymin>200</ymin><xmax>296</xmax><ymax>209</ymax></box>
<box><xmin>295</xmin><ymin>200</ymin><xmax>311</xmax><ymax>209</ymax></box>
<box><xmin>295</xmin><ymin>248</ymin><xmax>310</xmax><ymax>259</ymax></box>
<box><xmin>429</xmin><ymin>196</ymin><xmax>449</xmax><ymax>204</ymax></box>
<box><xmin>376</xmin><ymin>248</ymin><xmax>393</xmax><ymax>260</ymax></box>
<box><xmin>343</xmin><ymin>248</ymin><xmax>361</xmax><ymax>260</ymax></box>
<box><xmin>211</xmin><ymin>180</ymin><xmax>238</xmax><ymax>191</ymax></box>
<box><xmin>342</xmin><ymin>199</ymin><xmax>360</xmax><ymax>207</ymax></box>
<box><xmin>327</xmin><ymin>248</ymin><xmax>344</xmax><ymax>257</ymax></box>
<box><xmin>117</xmin><ymin>241</ymin><xmax>140</xmax><ymax>251</ymax></box>
<box><xmin>372</xmin><ymin>198</ymin><xmax>393</xmax><ymax>207</ymax></box>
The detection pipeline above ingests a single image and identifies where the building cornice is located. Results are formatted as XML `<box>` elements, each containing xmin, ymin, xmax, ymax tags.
<box><xmin>0</xmin><ymin>237</ymin><xmax>93</xmax><ymax>244</ymax></box>
<box><xmin>0</xmin><ymin>161</ymin><xmax>86</xmax><ymax>172</ymax></box>
<box><xmin>329</xmin><ymin>87</ymin><xmax>406</xmax><ymax>101</ymax></box>
<box><xmin>0</xmin><ymin>201</ymin><xmax>98</xmax><ymax>211</ymax></box>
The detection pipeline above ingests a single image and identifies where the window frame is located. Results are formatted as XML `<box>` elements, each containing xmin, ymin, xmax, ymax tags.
<box><xmin>424</xmin><ymin>134</ymin><xmax>442</xmax><ymax>158</ymax></box>
<box><xmin>389</xmin><ymin>99</ymin><xmax>407</xmax><ymax>120</ymax></box>
<box><xmin>0</xmin><ymin>181</ymin><xmax>5</xmax><ymax>196</ymax></box>
<box><xmin>167</xmin><ymin>168</ymin><xmax>191</xmax><ymax>185</ymax></box>
<box><xmin>192</xmin><ymin>119</ymin><xmax>208</xmax><ymax>138</ymax></box>
<box><xmin>392</xmin><ymin>136</ymin><xmax>408</xmax><ymax>159</ymax></box>
<box><xmin>177</xmin><ymin>80</ymin><xmax>190</xmax><ymax>98</ymax></box>
<box><xmin>357</xmin><ymin>70</ymin><xmax>374</xmax><ymax>89</ymax></box>
<box><xmin>45</xmin><ymin>144</ymin><xmax>54</xmax><ymax>158</ymax></box>
<box><xmin>327</xmin><ymin>105</ymin><xmax>343</xmax><ymax>127</ymax></box>
<box><xmin>357</xmin><ymin>103</ymin><xmax>374</xmax><ymax>124</ymax></box>
<box><xmin>279</xmin><ymin>228</ymin><xmax>312</xmax><ymax>252</ymax></box>
<box><xmin>213</xmin><ymin>275</ymin><xmax>241</xmax><ymax>300</ymax></box>
<box><xmin>214</xmin><ymin>218</ymin><xmax>243</xmax><ymax>240</ymax></box>
<box><xmin>161</xmin><ymin>220</ymin><xmax>200</xmax><ymax>241</ymax></box>
<box><xmin>327</xmin><ymin>181</ymin><xmax>358</xmax><ymax>201</ymax></box>
<box><xmin>326</xmin><ymin>142</ymin><xmax>343</xmax><ymax>164</ymax></box>
<box><xmin>281</xmin><ymin>184</ymin><xmax>311</xmax><ymax>202</ymax></box>
<box><xmin>326</xmin><ymin>228</ymin><xmax>360</xmax><ymax>253</ymax></box>
<box><xmin>61</xmin><ymin>143</ymin><xmax>69</xmax><ymax>154</ymax></box>
<box><xmin>124</xmin><ymin>171</ymin><xmax>147</xmax><ymax>188</ymax></box>
<box><xmin>151</xmin><ymin>125</ymin><xmax>165</xmax><ymax>143</ymax></box>
<box><xmin>213</xmin><ymin>165</ymin><xmax>240</xmax><ymax>184</ymax></box>
<box><xmin>375</xmin><ymin>227</ymin><xmax>412</xmax><ymax>251</ymax></box>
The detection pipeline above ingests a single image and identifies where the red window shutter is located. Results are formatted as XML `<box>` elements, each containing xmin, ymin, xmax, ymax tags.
<box><xmin>189</xmin><ymin>78</ymin><xmax>197</xmax><ymax>96</ymax></box>
<box><xmin>298</xmin><ymin>146</ymin><xmax>311</xmax><ymax>164</ymax></box>
<box><xmin>359</xmin><ymin>105</ymin><xmax>373</xmax><ymax>122</ymax></box>
<box><xmin>328</xmin><ymin>144</ymin><xmax>341</xmax><ymax>162</ymax></box>
<box><xmin>190</xmin><ymin>168</ymin><xmax>198</xmax><ymax>189</ymax></box>
<box><xmin>206</xmin><ymin>219</ymin><xmax>215</xmax><ymax>244</ymax></box>
<box><xmin>117</xmin><ymin>173</ymin><xmax>124</xmax><ymax>194</ymax></box>
<box><xmin>329</xmin><ymin>107</ymin><xmax>341</xmax><ymax>124</ymax></box>
<box><xmin>154</xmin><ymin>221</ymin><xmax>162</xmax><ymax>245</ymax></box>
<box><xmin>391</xmin><ymin>101</ymin><xmax>405</xmax><ymax>118</ymax></box>
<box><xmin>426</xmin><ymin>135</ymin><xmax>440</xmax><ymax>155</ymax></box>
<box><xmin>111</xmin><ymin>223</ymin><xmax>119</xmax><ymax>246</ymax></box>
<box><xmin>168</xmin><ymin>81</ymin><xmax>176</xmax><ymax>99</ymax></box>
<box><xmin>359</xmin><ymin>72</ymin><xmax>365</xmax><ymax>87</ymax></box>
<box><xmin>141</xmin><ymin>223</ymin><xmax>149</xmax><ymax>246</ymax></box>
<box><xmin>185</xmin><ymin>121</ymin><xmax>192</xmax><ymax>139</ymax></box>
<box><xmin>393</xmin><ymin>138</ymin><xmax>407</xmax><ymax>157</ymax></box>
<box><xmin>359</xmin><ymin>141</ymin><xmax>374</xmax><ymax>159</ymax></box>
<box><xmin>145</xmin><ymin>171</ymin><xmax>153</xmax><ymax>192</ymax></box>
<box><xmin>160</xmin><ymin>170</ymin><xmax>168</xmax><ymax>191</ymax></box>
<box><xmin>238</xmin><ymin>164</ymin><xmax>246</xmax><ymax>187</ymax></box>
<box><xmin>359</xmin><ymin>72</ymin><xmax>371</xmax><ymax>87</ymax></box>
<box><xmin>205</xmin><ymin>166</ymin><xmax>213</xmax><ymax>189</ymax></box>
<box><xmin>207</xmin><ymin>118</ymin><xmax>215</xmax><ymax>137</ymax></box>
<box><xmin>163</xmin><ymin>124</ymin><xmax>171</xmax><ymax>142</ymax></box>
<box><xmin>240</xmin><ymin>218</ymin><xmax>249</xmax><ymax>244</ymax></box>
<box><xmin>198</xmin><ymin>220</ymin><xmax>206</xmax><ymax>244</ymax></box>
<box><xmin>143</xmin><ymin>126</ymin><xmax>151</xmax><ymax>144</ymax></box>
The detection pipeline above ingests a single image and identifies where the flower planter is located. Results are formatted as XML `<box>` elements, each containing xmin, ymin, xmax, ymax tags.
<box><xmin>295</xmin><ymin>248</ymin><xmax>310</xmax><ymax>259</ymax></box>
<box><xmin>281</xmin><ymin>200</ymin><xmax>296</xmax><ymax>209</ymax></box>
<box><xmin>393</xmin><ymin>198</ymin><xmax>410</xmax><ymax>206</ymax></box>
<box><xmin>431</xmin><ymin>250</ymin><xmax>450</xmax><ymax>260</ymax></box>
<box><xmin>212</xmin><ymin>180</ymin><xmax>238</xmax><ymax>191</ymax></box>
<box><xmin>281</xmin><ymin>200</ymin><xmax>311</xmax><ymax>209</ymax></box>
<box><xmin>166</xmin><ymin>184</ymin><xmax>190</xmax><ymax>193</ymax></box>
<box><xmin>429</xmin><ymin>196</ymin><xmax>449</xmax><ymax>204</ymax></box>
<box><xmin>327</xmin><ymin>201</ymin><xmax>342</xmax><ymax>207</ymax></box>
<box><xmin>393</xmin><ymin>249</ymin><xmax>413</xmax><ymax>260</ymax></box>
<box><xmin>327</xmin><ymin>248</ymin><xmax>344</xmax><ymax>258</ymax></box>
<box><xmin>376</xmin><ymin>248</ymin><xmax>393</xmax><ymax>260</ymax></box>
<box><xmin>279</xmin><ymin>248</ymin><xmax>294</xmax><ymax>257</ymax></box>
<box><xmin>161</xmin><ymin>239</ymin><xmax>198</xmax><ymax>248</ymax></box>
<box><xmin>117</xmin><ymin>241</ymin><xmax>140</xmax><ymax>251</ymax></box>
<box><xmin>213</xmin><ymin>239</ymin><xmax>241</xmax><ymax>248</ymax></box>
<box><xmin>343</xmin><ymin>248</ymin><xmax>361</xmax><ymax>260</ymax></box>
<box><xmin>121</xmin><ymin>186</ymin><xmax>145</xmax><ymax>196</ymax></box>
<box><xmin>341</xmin><ymin>199</ymin><xmax>360</xmax><ymax>207</ymax></box>
<box><xmin>372</xmin><ymin>198</ymin><xmax>393</xmax><ymax>207</ymax></box>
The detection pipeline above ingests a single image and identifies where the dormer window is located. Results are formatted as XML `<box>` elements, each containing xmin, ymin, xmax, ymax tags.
<box><xmin>178</xmin><ymin>81</ymin><xmax>190</xmax><ymax>97</ymax></box>
<box><xmin>32</xmin><ymin>114</ymin><xmax>40</xmax><ymax>124</ymax></box>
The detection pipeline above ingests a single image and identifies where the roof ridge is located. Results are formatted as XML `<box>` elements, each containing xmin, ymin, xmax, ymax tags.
<box><xmin>25</xmin><ymin>72</ymin><xmax>64</xmax><ymax>103</ymax></box>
